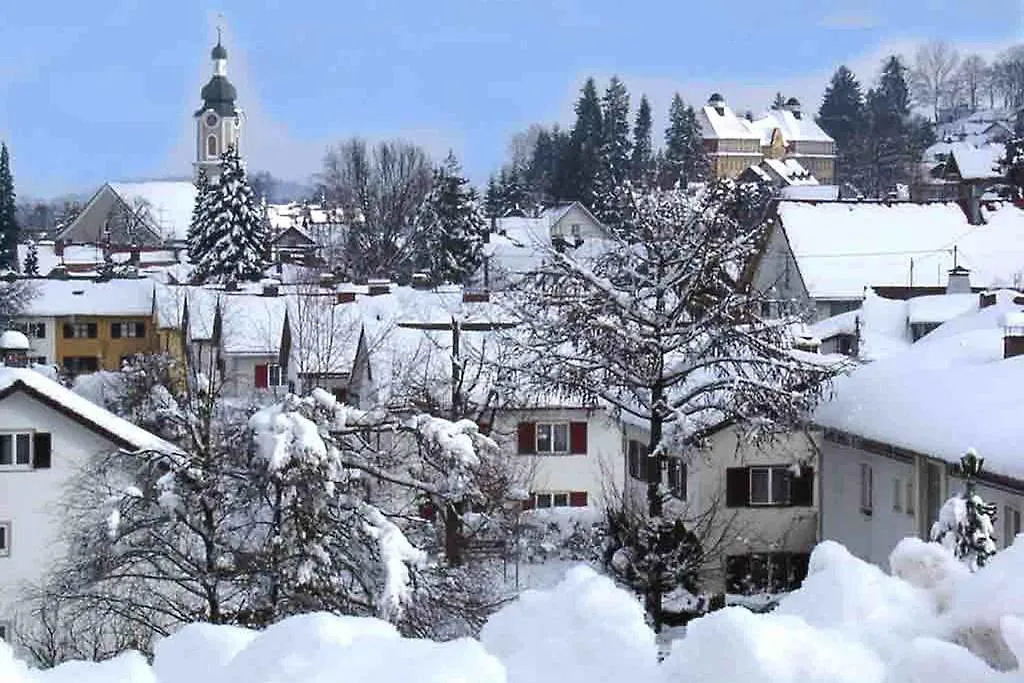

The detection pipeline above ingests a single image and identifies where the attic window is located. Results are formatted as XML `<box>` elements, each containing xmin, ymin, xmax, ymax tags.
<box><xmin>72</xmin><ymin>290</ymin><xmax>84</xmax><ymax>296</ymax></box>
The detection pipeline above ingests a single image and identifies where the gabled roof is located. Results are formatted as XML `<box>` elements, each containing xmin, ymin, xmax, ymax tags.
<box><xmin>20</xmin><ymin>278</ymin><xmax>155</xmax><ymax>317</ymax></box>
<box><xmin>697</xmin><ymin>104</ymin><xmax>760</xmax><ymax>141</ymax></box>
<box><xmin>0</xmin><ymin>367</ymin><xmax>177</xmax><ymax>452</ymax></box>
<box><xmin>108</xmin><ymin>181</ymin><xmax>197</xmax><ymax>243</ymax></box>
<box><xmin>776</xmin><ymin>201</ymin><xmax>1024</xmax><ymax>300</ymax></box>
<box><xmin>949</xmin><ymin>145</ymin><xmax>1004</xmax><ymax>181</ymax></box>
<box><xmin>748</xmin><ymin>109</ymin><xmax>833</xmax><ymax>145</ymax></box>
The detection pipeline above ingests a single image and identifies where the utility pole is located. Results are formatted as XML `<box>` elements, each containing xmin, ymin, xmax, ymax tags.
<box><xmin>398</xmin><ymin>313</ymin><xmax>516</xmax><ymax>566</ymax></box>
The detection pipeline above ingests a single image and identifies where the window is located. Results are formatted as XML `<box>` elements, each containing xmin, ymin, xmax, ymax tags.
<box><xmin>63</xmin><ymin>356</ymin><xmax>99</xmax><ymax>375</ymax></box>
<box><xmin>925</xmin><ymin>462</ymin><xmax>943</xmax><ymax>528</ymax></box>
<box><xmin>726</xmin><ymin>552</ymin><xmax>810</xmax><ymax>595</ymax></box>
<box><xmin>527</xmin><ymin>491</ymin><xmax>588</xmax><ymax>509</ymax></box>
<box><xmin>750</xmin><ymin>466</ymin><xmax>790</xmax><ymax>506</ymax></box>
<box><xmin>111</xmin><ymin>321</ymin><xmax>146</xmax><ymax>338</ymax></box>
<box><xmin>627</xmin><ymin>440</ymin><xmax>648</xmax><ymax>481</ymax></box>
<box><xmin>207</xmin><ymin>134</ymin><xmax>218</xmax><ymax>157</ymax></box>
<box><xmin>859</xmin><ymin>463</ymin><xmax>873</xmax><ymax>514</ymax></box>
<box><xmin>0</xmin><ymin>521</ymin><xmax>9</xmax><ymax>556</ymax></box>
<box><xmin>268</xmin><ymin>363</ymin><xmax>284</xmax><ymax>387</ymax></box>
<box><xmin>905</xmin><ymin>478</ymin><xmax>915</xmax><ymax>515</ymax></box>
<box><xmin>15</xmin><ymin>322</ymin><xmax>45</xmax><ymax>339</ymax></box>
<box><xmin>536</xmin><ymin>423</ymin><xmax>569</xmax><ymax>454</ymax></box>
<box><xmin>892</xmin><ymin>477</ymin><xmax>903</xmax><ymax>512</ymax></box>
<box><xmin>667</xmin><ymin>458</ymin><xmax>686</xmax><ymax>499</ymax></box>
<box><xmin>0</xmin><ymin>622</ymin><xmax>8</xmax><ymax>641</ymax></box>
<box><xmin>1004</xmin><ymin>507</ymin><xmax>1021</xmax><ymax>548</ymax></box>
<box><xmin>0</xmin><ymin>433</ymin><xmax>32</xmax><ymax>468</ymax></box>
<box><xmin>63</xmin><ymin>322</ymin><xmax>97</xmax><ymax>339</ymax></box>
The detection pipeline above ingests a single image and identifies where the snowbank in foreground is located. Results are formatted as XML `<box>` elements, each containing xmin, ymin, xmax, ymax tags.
<box><xmin>6</xmin><ymin>539</ymin><xmax>1024</xmax><ymax>682</ymax></box>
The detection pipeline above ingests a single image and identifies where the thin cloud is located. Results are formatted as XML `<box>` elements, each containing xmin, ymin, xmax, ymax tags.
<box><xmin>819</xmin><ymin>11</ymin><xmax>878</xmax><ymax>30</ymax></box>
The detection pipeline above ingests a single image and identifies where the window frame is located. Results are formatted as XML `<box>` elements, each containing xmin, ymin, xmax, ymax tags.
<box><xmin>892</xmin><ymin>476</ymin><xmax>903</xmax><ymax>512</ymax></box>
<box><xmin>536</xmin><ymin>422</ymin><xmax>570</xmax><ymax>455</ymax></box>
<box><xmin>859</xmin><ymin>463</ymin><xmax>874</xmax><ymax>514</ymax></box>
<box><xmin>207</xmin><ymin>134</ymin><xmax>218</xmax><ymax>157</ymax></box>
<box><xmin>1004</xmin><ymin>506</ymin><xmax>1021</xmax><ymax>549</ymax></box>
<box><xmin>0</xmin><ymin>621</ymin><xmax>9</xmax><ymax>642</ymax></box>
<box><xmin>905</xmin><ymin>478</ymin><xmax>915</xmax><ymax>515</ymax></box>
<box><xmin>0</xmin><ymin>521</ymin><xmax>9</xmax><ymax>556</ymax></box>
<box><xmin>268</xmin><ymin>363</ymin><xmax>284</xmax><ymax>387</ymax></box>
<box><xmin>0</xmin><ymin>433</ymin><xmax>33</xmax><ymax>469</ymax></box>
<box><xmin>749</xmin><ymin>465</ymin><xmax>790</xmax><ymax>506</ymax></box>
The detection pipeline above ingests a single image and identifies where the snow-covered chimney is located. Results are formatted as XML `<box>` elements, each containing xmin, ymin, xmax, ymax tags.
<box><xmin>708</xmin><ymin>92</ymin><xmax>726</xmax><ymax>116</ymax></box>
<box><xmin>946</xmin><ymin>265</ymin><xmax>971</xmax><ymax>294</ymax></box>
<box><xmin>0</xmin><ymin>330</ymin><xmax>30</xmax><ymax>368</ymax></box>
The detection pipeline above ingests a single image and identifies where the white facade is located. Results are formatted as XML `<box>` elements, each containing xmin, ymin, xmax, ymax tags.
<box><xmin>10</xmin><ymin>317</ymin><xmax>55</xmax><ymax>366</ymax></box>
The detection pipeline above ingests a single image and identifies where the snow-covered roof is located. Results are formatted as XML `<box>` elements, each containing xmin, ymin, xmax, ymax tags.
<box><xmin>218</xmin><ymin>293</ymin><xmax>288</xmax><ymax>356</ymax></box>
<box><xmin>815</xmin><ymin>291</ymin><xmax>1024</xmax><ymax>481</ymax></box>
<box><xmin>780</xmin><ymin>185</ymin><xmax>839</xmax><ymax>201</ymax></box>
<box><xmin>697</xmin><ymin>104</ymin><xmax>760</xmax><ymax>140</ymax></box>
<box><xmin>0</xmin><ymin>330</ymin><xmax>30</xmax><ymax>350</ymax></box>
<box><xmin>951</xmin><ymin>145</ymin><xmax>1004</xmax><ymax>180</ymax></box>
<box><xmin>763</xmin><ymin>159</ymin><xmax>818</xmax><ymax>186</ymax></box>
<box><xmin>778</xmin><ymin>201</ymin><xmax>1024</xmax><ymax>300</ymax></box>
<box><xmin>109</xmin><ymin>181</ymin><xmax>197</xmax><ymax>243</ymax></box>
<box><xmin>748</xmin><ymin>109</ymin><xmax>833</xmax><ymax>145</ymax></box>
<box><xmin>906</xmin><ymin>292</ymin><xmax>980</xmax><ymax>324</ymax></box>
<box><xmin>0</xmin><ymin>366</ymin><xmax>177</xmax><ymax>452</ymax></box>
<box><xmin>20</xmin><ymin>278</ymin><xmax>155</xmax><ymax>317</ymax></box>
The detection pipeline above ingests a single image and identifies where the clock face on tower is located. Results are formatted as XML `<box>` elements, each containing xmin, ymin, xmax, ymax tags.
<box><xmin>206</xmin><ymin>113</ymin><xmax>218</xmax><ymax>127</ymax></box>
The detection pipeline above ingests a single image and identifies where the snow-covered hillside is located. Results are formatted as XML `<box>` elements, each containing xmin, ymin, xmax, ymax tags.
<box><xmin>5</xmin><ymin>537</ymin><xmax>1024</xmax><ymax>683</ymax></box>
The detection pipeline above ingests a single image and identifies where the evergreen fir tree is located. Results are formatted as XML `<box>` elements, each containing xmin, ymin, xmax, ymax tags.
<box><xmin>1001</xmin><ymin>116</ymin><xmax>1024</xmax><ymax>196</ymax></box>
<box><xmin>22</xmin><ymin>239</ymin><xmax>38</xmax><ymax>276</ymax></box>
<box><xmin>594</xmin><ymin>76</ymin><xmax>632</xmax><ymax>228</ymax></box>
<box><xmin>187</xmin><ymin>168</ymin><xmax>212</xmax><ymax>267</ymax></box>
<box><xmin>561</xmin><ymin>78</ymin><xmax>604</xmax><ymax>209</ymax></box>
<box><xmin>498</xmin><ymin>168</ymin><xmax>530</xmax><ymax>215</ymax></box>
<box><xmin>191</xmin><ymin>148</ymin><xmax>269</xmax><ymax>284</ymax></box>
<box><xmin>662</xmin><ymin>94</ymin><xmax>710</xmax><ymax>189</ymax></box>
<box><xmin>484</xmin><ymin>176</ymin><xmax>502</xmax><ymax>217</ymax></box>
<box><xmin>630</xmin><ymin>95</ymin><xmax>654</xmax><ymax>186</ymax></box>
<box><xmin>414</xmin><ymin>152</ymin><xmax>487</xmax><ymax>284</ymax></box>
<box><xmin>0</xmin><ymin>143</ymin><xmax>20</xmax><ymax>271</ymax></box>
<box><xmin>817</xmin><ymin>66</ymin><xmax>868</xmax><ymax>187</ymax></box>
<box><xmin>771</xmin><ymin>92</ymin><xmax>787</xmax><ymax>110</ymax></box>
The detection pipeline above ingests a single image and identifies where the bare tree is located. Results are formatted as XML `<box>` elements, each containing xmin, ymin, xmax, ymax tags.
<box><xmin>911</xmin><ymin>40</ymin><xmax>962</xmax><ymax>121</ymax></box>
<box><xmin>317</xmin><ymin>138</ymin><xmax>432</xmax><ymax>280</ymax></box>
<box><xmin>0</xmin><ymin>280</ymin><xmax>36</xmax><ymax>327</ymax></box>
<box><xmin>956</xmin><ymin>54</ymin><xmax>990</xmax><ymax>112</ymax></box>
<box><xmin>992</xmin><ymin>46</ymin><xmax>1024</xmax><ymax>109</ymax></box>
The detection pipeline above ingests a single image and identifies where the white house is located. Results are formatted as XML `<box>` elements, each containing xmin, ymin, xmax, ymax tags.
<box><xmin>814</xmin><ymin>290</ymin><xmax>1024</xmax><ymax>569</ymax></box>
<box><xmin>0</xmin><ymin>363</ymin><xmax>175</xmax><ymax>647</ymax></box>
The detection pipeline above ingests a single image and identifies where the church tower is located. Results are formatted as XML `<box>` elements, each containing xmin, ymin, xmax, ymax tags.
<box><xmin>194</xmin><ymin>33</ymin><xmax>242</xmax><ymax>181</ymax></box>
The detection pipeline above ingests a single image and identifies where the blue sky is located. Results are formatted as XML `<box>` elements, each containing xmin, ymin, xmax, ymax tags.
<box><xmin>0</xmin><ymin>0</ymin><xmax>1020</xmax><ymax>198</ymax></box>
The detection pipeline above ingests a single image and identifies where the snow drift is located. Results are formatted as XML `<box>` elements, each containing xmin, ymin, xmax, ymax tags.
<box><xmin>6</xmin><ymin>539</ymin><xmax>1024</xmax><ymax>682</ymax></box>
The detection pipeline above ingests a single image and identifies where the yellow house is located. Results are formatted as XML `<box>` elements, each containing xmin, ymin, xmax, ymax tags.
<box><xmin>14</xmin><ymin>278</ymin><xmax>158</xmax><ymax>376</ymax></box>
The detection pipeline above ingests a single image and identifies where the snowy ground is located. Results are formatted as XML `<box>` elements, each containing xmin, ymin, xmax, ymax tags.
<box><xmin>5</xmin><ymin>537</ymin><xmax>1024</xmax><ymax>682</ymax></box>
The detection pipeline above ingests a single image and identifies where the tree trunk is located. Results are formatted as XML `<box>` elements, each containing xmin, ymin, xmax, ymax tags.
<box><xmin>444</xmin><ymin>502</ymin><xmax>463</xmax><ymax>566</ymax></box>
<box><xmin>647</xmin><ymin>380</ymin><xmax>665</xmax><ymax>632</ymax></box>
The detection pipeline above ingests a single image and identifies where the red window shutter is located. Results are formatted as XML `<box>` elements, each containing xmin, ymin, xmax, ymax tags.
<box><xmin>569</xmin><ymin>491</ymin><xmax>588</xmax><ymax>507</ymax></box>
<box><xmin>254</xmin><ymin>364</ymin><xmax>269</xmax><ymax>389</ymax></box>
<box><xmin>569</xmin><ymin>422</ymin><xmax>588</xmax><ymax>454</ymax></box>
<box><xmin>477</xmin><ymin>421</ymin><xmax>491</xmax><ymax>435</ymax></box>
<box><xmin>517</xmin><ymin>422</ymin><xmax>536</xmax><ymax>454</ymax></box>
<box><xmin>521</xmin><ymin>496</ymin><xmax>535</xmax><ymax>511</ymax></box>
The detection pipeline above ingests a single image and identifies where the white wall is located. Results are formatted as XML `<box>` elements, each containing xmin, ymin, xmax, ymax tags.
<box><xmin>0</xmin><ymin>390</ymin><xmax>124</xmax><ymax>645</ymax></box>
<box><xmin>820</xmin><ymin>440</ymin><xmax>917</xmax><ymax>568</ymax></box>
<box><xmin>11</xmin><ymin>317</ymin><xmax>56</xmax><ymax>366</ymax></box>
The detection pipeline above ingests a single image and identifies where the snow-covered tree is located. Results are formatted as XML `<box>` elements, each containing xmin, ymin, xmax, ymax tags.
<box><xmin>413</xmin><ymin>152</ymin><xmax>488</xmax><ymax>285</ymax></box>
<box><xmin>661</xmin><ymin>94</ymin><xmax>710</xmax><ymax>190</ymax></box>
<box><xmin>22</xmin><ymin>239</ymin><xmax>38</xmax><ymax>276</ymax></box>
<box><xmin>817</xmin><ymin>66</ymin><xmax>868</xmax><ymax>188</ymax></box>
<box><xmin>0</xmin><ymin>142</ymin><xmax>20</xmax><ymax>271</ymax></box>
<box><xmin>503</xmin><ymin>179</ymin><xmax>833</xmax><ymax>629</ymax></box>
<box><xmin>930</xmin><ymin>449</ymin><xmax>998</xmax><ymax>572</ymax></box>
<box><xmin>190</xmin><ymin>148</ymin><xmax>269</xmax><ymax>284</ymax></box>
<box><xmin>630</xmin><ymin>95</ymin><xmax>655</xmax><ymax>187</ymax></box>
<box><xmin>186</xmin><ymin>168</ymin><xmax>212</xmax><ymax>267</ymax></box>
<box><xmin>561</xmin><ymin>78</ymin><xmax>604</xmax><ymax>209</ymax></box>
<box><xmin>594</xmin><ymin>76</ymin><xmax>632</xmax><ymax>228</ymax></box>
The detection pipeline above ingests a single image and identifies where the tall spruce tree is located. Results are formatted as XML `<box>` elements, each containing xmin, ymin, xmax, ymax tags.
<box><xmin>0</xmin><ymin>143</ymin><xmax>20</xmax><ymax>271</ymax></box>
<box><xmin>771</xmin><ymin>92</ymin><xmax>787</xmax><ymax>110</ymax></box>
<box><xmin>191</xmin><ymin>148</ymin><xmax>268</xmax><ymax>284</ymax></box>
<box><xmin>187</xmin><ymin>168</ymin><xmax>212</xmax><ymax>268</ymax></box>
<box><xmin>662</xmin><ymin>94</ymin><xmax>710</xmax><ymax>189</ymax></box>
<box><xmin>22</xmin><ymin>239</ymin><xmax>38</xmax><ymax>276</ymax></box>
<box><xmin>818</xmin><ymin>66</ymin><xmax>869</xmax><ymax>187</ymax></box>
<box><xmin>414</xmin><ymin>151</ymin><xmax>487</xmax><ymax>284</ymax></box>
<box><xmin>559</xmin><ymin>78</ymin><xmax>604</xmax><ymax>209</ymax></box>
<box><xmin>631</xmin><ymin>95</ymin><xmax>654</xmax><ymax>186</ymax></box>
<box><xmin>862</xmin><ymin>56</ymin><xmax>935</xmax><ymax>197</ymax></box>
<box><xmin>594</xmin><ymin>76</ymin><xmax>632</xmax><ymax>228</ymax></box>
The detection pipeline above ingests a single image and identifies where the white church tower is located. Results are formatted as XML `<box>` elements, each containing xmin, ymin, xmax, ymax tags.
<box><xmin>194</xmin><ymin>32</ymin><xmax>242</xmax><ymax>181</ymax></box>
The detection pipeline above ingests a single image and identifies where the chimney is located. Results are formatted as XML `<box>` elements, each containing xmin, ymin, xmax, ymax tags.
<box><xmin>784</xmin><ymin>97</ymin><xmax>802</xmax><ymax>120</ymax></box>
<box><xmin>1004</xmin><ymin>312</ymin><xmax>1024</xmax><ymax>358</ymax></box>
<box><xmin>367</xmin><ymin>279</ymin><xmax>391</xmax><ymax>296</ymax></box>
<box><xmin>708</xmin><ymin>92</ymin><xmax>726</xmax><ymax>116</ymax></box>
<box><xmin>946</xmin><ymin>265</ymin><xmax>971</xmax><ymax>294</ymax></box>
<box><xmin>336</xmin><ymin>291</ymin><xmax>357</xmax><ymax>304</ymax></box>
<box><xmin>260</xmin><ymin>279</ymin><xmax>280</xmax><ymax>297</ymax></box>
<box><xmin>0</xmin><ymin>330</ymin><xmax>31</xmax><ymax>368</ymax></box>
<box><xmin>979</xmin><ymin>291</ymin><xmax>997</xmax><ymax>308</ymax></box>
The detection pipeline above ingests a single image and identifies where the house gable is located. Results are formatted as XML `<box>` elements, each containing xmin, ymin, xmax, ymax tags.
<box><xmin>56</xmin><ymin>185</ymin><xmax>163</xmax><ymax>246</ymax></box>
